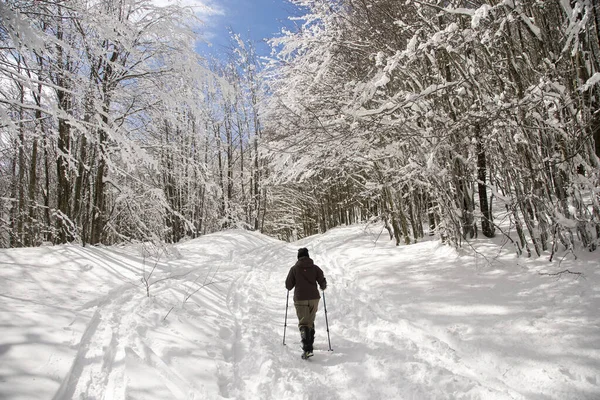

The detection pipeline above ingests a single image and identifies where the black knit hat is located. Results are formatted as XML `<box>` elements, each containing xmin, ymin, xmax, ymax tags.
<box><xmin>297</xmin><ymin>248</ymin><xmax>309</xmax><ymax>259</ymax></box>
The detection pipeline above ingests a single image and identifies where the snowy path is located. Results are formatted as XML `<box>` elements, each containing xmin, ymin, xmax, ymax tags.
<box><xmin>1</xmin><ymin>225</ymin><xmax>599</xmax><ymax>399</ymax></box>
<box><xmin>220</xmin><ymin>229</ymin><xmax>524</xmax><ymax>400</ymax></box>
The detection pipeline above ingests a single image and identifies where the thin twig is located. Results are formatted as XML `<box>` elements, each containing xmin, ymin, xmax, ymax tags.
<box><xmin>183</xmin><ymin>280</ymin><xmax>227</xmax><ymax>304</ymax></box>
<box><xmin>163</xmin><ymin>306</ymin><xmax>174</xmax><ymax>321</ymax></box>
<box><xmin>539</xmin><ymin>269</ymin><xmax>584</xmax><ymax>279</ymax></box>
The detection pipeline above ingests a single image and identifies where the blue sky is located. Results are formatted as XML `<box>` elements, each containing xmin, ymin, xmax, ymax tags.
<box><xmin>195</xmin><ymin>0</ymin><xmax>303</xmax><ymax>57</ymax></box>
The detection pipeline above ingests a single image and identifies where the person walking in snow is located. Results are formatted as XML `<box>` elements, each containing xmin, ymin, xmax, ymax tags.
<box><xmin>285</xmin><ymin>247</ymin><xmax>327</xmax><ymax>359</ymax></box>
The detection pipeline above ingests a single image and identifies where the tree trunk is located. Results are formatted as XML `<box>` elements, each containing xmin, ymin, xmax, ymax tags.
<box><xmin>28</xmin><ymin>113</ymin><xmax>40</xmax><ymax>246</ymax></box>
<box><xmin>253</xmin><ymin>118</ymin><xmax>261</xmax><ymax>231</ymax></box>
<box><xmin>54</xmin><ymin>21</ymin><xmax>73</xmax><ymax>243</ymax></box>
<box><xmin>216</xmin><ymin>122</ymin><xmax>226</xmax><ymax>227</ymax></box>
<box><xmin>225</xmin><ymin>115</ymin><xmax>233</xmax><ymax>216</ymax></box>
<box><xmin>90</xmin><ymin>128</ymin><xmax>106</xmax><ymax>244</ymax></box>
<box><xmin>17</xmin><ymin>86</ymin><xmax>26</xmax><ymax>246</ymax></box>
<box><xmin>476</xmin><ymin>127</ymin><xmax>494</xmax><ymax>238</ymax></box>
<box><xmin>9</xmin><ymin>140</ymin><xmax>19</xmax><ymax>247</ymax></box>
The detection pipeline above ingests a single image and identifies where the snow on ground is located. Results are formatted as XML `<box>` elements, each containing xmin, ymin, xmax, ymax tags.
<box><xmin>0</xmin><ymin>224</ymin><xmax>599</xmax><ymax>400</ymax></box>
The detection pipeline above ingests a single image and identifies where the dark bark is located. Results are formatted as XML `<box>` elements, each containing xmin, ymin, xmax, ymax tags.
<box><xmin>476</xmin><ymin>127</ymin><xmax>494</xmax><ymax>238</ymax></box>
<box><xmin>9</xmin><ymin>141</ymin><xmax>18</xmax><ymax>247</ymax></box>
<box><xmin>28</xmin><ymin>115</ymin><xmax>40</xmax><ymax>246</ymax></box>
<box><xmin>17</xmin><ymin>87</ymin><xmax>26</xmax><ymax>245</ymax></box>
<box><xmin>90</xmin><ymin>130</ymin><xmax>106</xmax><ymax>244</ymax></box>
<box><xmin>43</xmin><ymin>129</ymin><xmax>51</xmax><ymax>241</ymax></box>
<box><xmin>54</xmin><ymin>22</ymin><xmax>73</xmax><ymax>243</ymax></box>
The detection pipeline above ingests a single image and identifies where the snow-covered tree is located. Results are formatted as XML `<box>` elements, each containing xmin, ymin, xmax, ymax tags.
<box><xmin>265</xmin><ymin>0</ymin><xmax>600</xmax><ymax>253</ymax></box>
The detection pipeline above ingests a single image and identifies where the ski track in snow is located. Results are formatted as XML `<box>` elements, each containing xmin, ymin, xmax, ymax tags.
<box><xmin>1</xmin><ymin>225</ymin><xmax>599</xmax><ymax>399</ymax></box>
<box><xmin>51</xmin><ymin>283</ymin><xmax>205</xmax><ymax>400</ymax></box>
<box><xmin>52</xmin><ymin>285</ymin><xmax>133</xmax><ymax>400</ymax></box>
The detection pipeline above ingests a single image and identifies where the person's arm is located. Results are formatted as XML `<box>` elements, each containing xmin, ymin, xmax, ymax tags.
<box><xmin>316</xmin><ymin>266</ymin><xmax>327</xmax><ymax>291</ymax></box>
<box><xmin>285</xmin><ymin>267</ymin><xmax>295</xmax><ymax>291</ymax></box>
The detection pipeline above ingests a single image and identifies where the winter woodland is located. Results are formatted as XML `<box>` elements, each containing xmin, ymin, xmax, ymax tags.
<box><xmin>1</xmin><ymin>0</ymin><xmax>599</xmax><ymax>255</ymax></box>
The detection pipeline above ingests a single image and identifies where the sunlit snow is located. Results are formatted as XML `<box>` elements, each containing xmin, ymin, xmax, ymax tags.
<box><xmin>1</xmin><ymin>225</ymin><xmax>599</xmax><ymax>399</ymax></box>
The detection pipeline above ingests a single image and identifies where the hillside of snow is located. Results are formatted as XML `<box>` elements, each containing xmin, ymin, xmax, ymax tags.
<box><xmin>0</xmin><ymin>224</ymin><xmax>599</xmax><ymax>400</ymax></box>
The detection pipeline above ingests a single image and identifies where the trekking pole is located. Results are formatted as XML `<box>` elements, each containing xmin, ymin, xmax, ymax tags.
<box><xmin>322</xmin><ymin>290</ymin><xmax>333</xmax><ymax>351</ymax></box>
<box><xmin>283</xmin><ymin>290</ymin><xmax>289</xmax><ymax>345</ymax></box>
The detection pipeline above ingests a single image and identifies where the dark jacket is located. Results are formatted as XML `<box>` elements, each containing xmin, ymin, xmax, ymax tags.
<box><xmin>285</xmin><ymin>257</ymin><xmax>327</xmax><ymax>301</ymax></box>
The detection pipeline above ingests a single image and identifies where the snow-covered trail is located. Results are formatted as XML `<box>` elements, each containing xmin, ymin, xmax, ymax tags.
<box><xmin>1</xmin><ymin>225</ymin><xmax>599</xmax><ymax>400</ymax></box>
<box><xmin>210</xmin><ymin>226</ymin><xmax>599</xmax><ymax>399</ymax></box>
<box><xmin>223</xmin><ymin>228</ymin><xmax>521</xmax><ymax>400</ymax></box>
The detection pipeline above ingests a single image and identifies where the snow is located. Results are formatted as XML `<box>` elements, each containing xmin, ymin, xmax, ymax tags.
<box><xmin>517</xmin><ymin>13</ymin><xmax>542</xmax><ymax>42</ymax></box>
<box><xmin>581</xmin><ymin>73</ymin><xmax>600</xmax><ymax>92</ymax></box>
<box><xmin>471</xmin><ymin>5</ymin><xmax>491</xmax><ymax>29</ymax></box>
<box><xmin>373</xmin><ymin>73</ymin><xmax>390</xmax><ymax>88</ymax></box>
<box><xmin>1</xmin><ymin>225</ymin><xmax>599</xmax><ymax>399</ymax></box>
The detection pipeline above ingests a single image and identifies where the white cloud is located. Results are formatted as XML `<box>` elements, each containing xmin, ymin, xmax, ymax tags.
<box><xmin>150</xmin><ymin>0</ymin><xmax>228</xmax><ymax>48</ymax></box>
<box><xmin>150</xmin><ymin>0</ymin><xmax>224</xmax><ymax>17</ymax></box>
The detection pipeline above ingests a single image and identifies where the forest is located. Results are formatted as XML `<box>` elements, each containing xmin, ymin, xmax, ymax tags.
<box><xmin>1</xmin><ymin>0</ymin><xmax>599</xmax><ymax>257</ymax></box>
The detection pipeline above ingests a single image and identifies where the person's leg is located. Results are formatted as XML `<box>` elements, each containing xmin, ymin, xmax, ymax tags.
<box><xmin>294</xmin><ymin>300</ymin><xmax>311</xmax><ymax>351</ymax></box>
<box><xmin>306</xmin><ymin>299</ymin><xmax>320</xmax><ymax>352</ymax></box>
<box><xmin>306</xmin><ymin>298</ymin><xmax>320</xmax><ymax>329</ymax></box>
<box><xmin>294</xmin><ymin>300</ymin><xmax>312</xmax><ymax>328</ymax></box>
